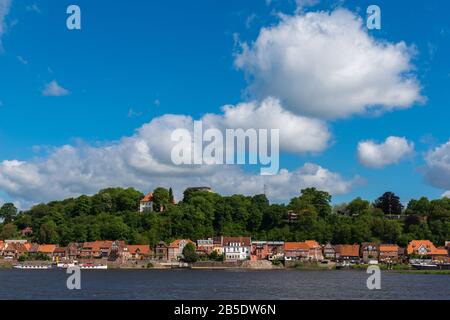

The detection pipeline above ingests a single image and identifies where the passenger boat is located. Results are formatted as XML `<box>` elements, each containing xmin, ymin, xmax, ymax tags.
<box><xmin>14</xmin><ymin>265</ymin><xmax>52</xmax><ymax>270</ymax></box>
<box><xmin>79</xmin><ymin>263</ymin><xmax>108</xmax><ymax>270</ymax></box>
<box><xmin>411</xmin><ymin>262</ymin><xmax>438</xmax><ymax>270</ymax></box>
<box><xmin>56</xmin><ymin>262</ymin><xmax>77</xmax><ymax>269</ymax></box>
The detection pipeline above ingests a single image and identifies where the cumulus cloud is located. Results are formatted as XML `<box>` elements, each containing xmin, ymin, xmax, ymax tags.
<box><xmin>424</xmin><ymin>140</ymin><xmax>450</xmax><ymax>190</ymax></box>
<box><xmin>235</xmin><ymin>8</ymin><xmax>423</xmax><ymax>119</ymax></box>
<box><xmin>357</xmin><ymin>136</ymin><xmax>414</xmax><ymax>168</ymax></box>
<box><xmin>0</xmin><ymin>101</ymin><xmax>351</xmax><ymax>206</ymax></box>
<box><xmin>443</xmin><ymin>191</ymin><xmax>450</xmax><ymax>198</ymax></box>
<box><xmin>42</xmin><ymin>80</ymin><xmax>70</xmax><ymax>97</ymax></box>
<box><xmin>0</xmin><ymin>0</ymin><xmax>11</xmax><ymax>49</ymax></box>
<box><xmin>205</xmin><ymin>97</ymin><xmax>330</xmax><ymax>153</ymax></box>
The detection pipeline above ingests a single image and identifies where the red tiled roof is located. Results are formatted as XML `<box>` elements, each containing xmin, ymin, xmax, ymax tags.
<box><xmin>304</xmin><ymin>240</ymin><xmax>321</xmax><ymax>249</ymax></box>
<box><xmin>407</xmin><ymin>240</ymin><xmax>436</xmax><ymax>255</ymax></box>
<box><xmin>379</xmin><ymin>244</ymin><xmax>399</xmax><ymax>252</ymax></box>
<box><xmin>336</xmin><ymin>245</ymin><xmax>360</xmax><ymax>257</ymax></box>
<box><xmin>83</xmin><ymin>241</ymin><xmax>114</xmax><ymax>252</ymax></box>
<box><xmin>284</xmin><ymin>242</ymin><xmax>309</xmax><ymax>251</ymax></box>
<box><xmin>141</xmin><ymin>192</ymin><xmax>153</xmax><ymax>203</ymax></box>
<box><xmin>127</xmin><ymin>245</ymin><xmax>151</xmax><ymax>255</ymax></box>
<box><xmin>222</xmin><ymin>237</ymin><xmax>251</xmax><ymax>247</ymax></box>
<box><xmin>432</xmin><ymin>247</ymin><xmax>448</xmax><ymax>256</ymax></box>
<box><xmin>169</xmin><ymin>239</ymin><xmax>195</xmax><ymax>248</ymax></box>
<box><xmin>38</xmin><ymin>244</ymin><xmax>56</xmax><ymax>254</ymax></box>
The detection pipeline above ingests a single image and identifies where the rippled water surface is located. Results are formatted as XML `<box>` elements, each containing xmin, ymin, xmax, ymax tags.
<box><xmin>0</xmin><ymin>269</ymin><xmax>448</xmax><ymax>300</ymax></box>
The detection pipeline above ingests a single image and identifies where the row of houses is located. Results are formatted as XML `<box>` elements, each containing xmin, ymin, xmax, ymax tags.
<box><xmin>1</xmin><ymin>238</ymin><xmax>449</xmax><ymax>264</ymax></box>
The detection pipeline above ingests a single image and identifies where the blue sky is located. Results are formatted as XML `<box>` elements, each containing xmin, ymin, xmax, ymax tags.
<box><xmin>0</xmin><ymin>0</ymin><xmax>449</xmax><ymax>207</ymax></box>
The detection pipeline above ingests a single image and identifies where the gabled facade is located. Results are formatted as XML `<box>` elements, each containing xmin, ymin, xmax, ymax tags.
<box><xmin>284</xmin><ymin>242</ymin><xmax>309</xmax><ymax>261</ymax></box>
<box><xmin>407</xmin><ymin>240</ymin><xmax>436</xmax><ymax>256</ymax></box>
<box><xmin>139</xmin><ymin>192</ymin><xmax>154</xmax><ymax>213</ymax></box>
<box><xmin>126</xmin><ymin>245</ymin><xmax>152</xmax><ymax>260</ymax></box>
<box><xmin>335</xmin><ymin>245</ymin><xmax>360</xmax><ymax>262</ymax></box>
<box><xmin>154</xmin><ymin>241</ymin><xmax>168</xmax><ymax>261</ymax></box>
<box><xmin>196</xmin><ymin>238</ymin><xmax>214</xmax><ymax>256</ymax></box>
<box><xmin>360</xmin><ymin>242</ymin><xmax>379</xmax><ymax>263</ymax></box>
<box><xmin>222</xmin><ymin>237</ymin><xmax>251</xmax><ymax>261</ymax></box>
<box><xmin>323</xmin><ymin>243</ymin><xmax>335</xmax><ymax>260</ymax></box>
<box><xmin>168</xmin><ymin>239</ymin><xmax>195</xmax><ymax>261</ymax></box>
<box><xmin>379</xmin><ymin>244</ymin><xmax>399</xmax><ymax>263</ymax></box>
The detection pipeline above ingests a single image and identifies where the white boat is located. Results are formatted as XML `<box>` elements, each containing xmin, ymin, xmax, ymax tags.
<box><xmin>56</xmin><ymin>262</ymin><xmax>77</xmax><ymax>269</ymax></box>
<box><xmin>14</xmin><ymin>265</ymin><xmax>52</xmax><ymax>270</ymax></box>
<box><xmin>79</xmin><ymin>263</ymin><xmax>108</xmax><ymax>270</ymax></box>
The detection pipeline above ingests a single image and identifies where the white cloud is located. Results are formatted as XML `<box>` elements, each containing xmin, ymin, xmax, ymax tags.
<box><xmin>295</xmin><ymin>0</ymin><xmax>319</xmax><ymax>13</ymax></box>
<box><xmin>42</xmin><ymin>80</ymin><xmax>69</xmax><ymax>97</ymax></box>
<box><xmin>235</xmin><ymin>8</ymin><xmax>423</xmax><ymax>119</ymax></box>
<box><xmin>0</xmin><ymin>0</ymin><xmax>11</xmax><ymax>49</ymax></box>
<box><xmin>443</xmin><ymin>191</ymin><xmax>450</xmax><ymax>198</ymax></box>
<box><xmin>357</xmin><ymin>136</ymin><xmax>414</xmax><ymax>168</ymax></box>
<box><xmin>424</xmin><ymin>140</ymin><xmax>450</xmax><ymax>190</ymax></box>
<box><xmin>206</xmin><ymin>97</ymin><xmax>330</xmax><ymax>153</ymax></box>
<box><xmin>0</xmin><ymin>102</ymin><xmax>351</xmax><ymax>206</ymax></box>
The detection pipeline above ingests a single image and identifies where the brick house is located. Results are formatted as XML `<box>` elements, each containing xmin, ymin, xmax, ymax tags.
<box><xmin>379</xmin><ymin>244</ymin><xmax>400</xmax><ymax>263</ymax></box>
<box><xmin>335</xmin><ymin>245</ymin><xmax>360</xmax><ymax>262</ymax></box>
<box><xmin>251</xmin><ymin>241</ymin><xmax>270</xmax><ymax>260</ymax></box>
<box><xmin>53</xmin><ymin>247</ymin><xmax>68</xmax><ymax>261</ymax></box>
<box><xmin>154</xmin><ymin>241</ymin><xmax>168</xmax><ymax>261</ymax></box>
<box><xmin>168</xmin><ymin>239</ymin><xmax>195</xmax><ymax>261</ymax></box>
<box><xmin>360</xmin><ymin>242</ymin><xmax>379</xmax><ymax>263</ymax></box>
<box><xmin>284</xmin><ymin>242</ymin><xmax>309</xmax><ymax>261</ymax></box>
<box><xmin>196</xmin><ymin>238</ymin><xmax>214</xmax><ymax>256</ymax></box>
<box><xmin>305</xmin><ymin>240</ymin><xmax>324</xmax><ymax>261</ymax></box>
<box><xmin>81</xmin><ymin>241</ymin><xmax>114</xmax><ymax>259</ymax></box>
<box><xmin>126</xmin><ymin>245</ymin><xmax>151</xmax><ymax>260</ymax></box>
<box><xmin>431</xmin><ymin>247</ymin><xmax>449</xmax><ymax>263</ymax></box>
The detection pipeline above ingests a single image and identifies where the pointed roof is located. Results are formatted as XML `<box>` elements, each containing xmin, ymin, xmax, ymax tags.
<box><xmin>141</xmin><ymin>192</ymin><xmax>153</xmax><ymax>203</ymax></box>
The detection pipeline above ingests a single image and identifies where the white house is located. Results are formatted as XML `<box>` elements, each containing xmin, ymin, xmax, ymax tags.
<box><xmin>222</xmin><ymin>237</ymin><xmax>251</xmax><ymax>261</ymax></box>
<box><xmin>139</xmin><ymin>192</ymin><xmax>153</xmax><ymax>213</ymax></box>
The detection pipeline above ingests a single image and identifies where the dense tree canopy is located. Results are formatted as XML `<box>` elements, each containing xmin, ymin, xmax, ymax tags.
<box><xmin>0</xmin><ymin>187</ymin><xmax>448</xmax><ymax>247</ymax></box>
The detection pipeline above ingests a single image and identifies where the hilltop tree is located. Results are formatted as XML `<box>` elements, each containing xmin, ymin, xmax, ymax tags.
<box><xmin>374</xmin><ymin>192</ymin><xmax>403</xmax><ymax>215</ymax></box>
<box><xmin>0</xmin><ymin>203</ymin><xmax>18</xmax><ymax>223</ymax></box>
<box><xmin>289</xmin><ymin>188</ymin><xmax>332</xmax><ymax>218</ymax></box>
<box><xmin>153</xmin><ymin>188</ymin><xmax>170</xmax><ymax>212</ymax></box>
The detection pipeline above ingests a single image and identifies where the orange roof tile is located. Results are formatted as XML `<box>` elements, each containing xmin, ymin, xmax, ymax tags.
<box><xmin>141</xmin><ymin>192</ymin><xmax>153</xmax><ymax>203</ymax></box>
<box><xmin>407</xmin><ymin>240</ymin><xmax>436</xmax><ymax>255</ymax></box>
<box><xmin>336</xmin><ymin>245</ymin><xmax>360</xmax><ymax>257</ymax></box>
<box><xmin>379</xmin><ymin>244</ymin><xmax>399</xmax><ymax>252</ymax></box>
<box><xmin>284</xmin><ymin>242</ymin><xmax>309</xmax><ymax>251</ymax></box>
<box><xmin>169</xmin><ymin>239</ymin><xmax>195</xmax><ymax>248</ymax></box>
<box><xmin>304</xmin><ymin>240</ymin><xmax>321</xmax><ymax>249</ymax></box>
<box><xmin>38</xmin><ymin>244</ymin><xmax>56</xmax><ymax>254</ymax></box>
<box><xmin>432</xmin><ymin>247</ymin><xmax>448</xmax><ymax>256</ymax></box>
<box><xmin>127</xmin><ymin>245</ymin><xmax>151</xmax><ymax>255</ymax></box>
<box><xmin>83</xmin><ymin>241</ymin><xmax>114</xmax><ymax>251</ymax></box>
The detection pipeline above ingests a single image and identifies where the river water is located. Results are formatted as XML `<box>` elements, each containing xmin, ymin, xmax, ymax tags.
<box><xmin>0</xmin><ymin>269</ymin><xmax>448</xmax><ymax>300</ymax></box>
